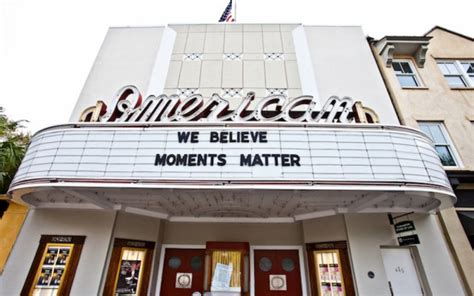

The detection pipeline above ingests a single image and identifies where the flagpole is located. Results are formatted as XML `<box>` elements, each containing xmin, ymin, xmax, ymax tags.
<box><xmin>234</xmin><ymin>0</ymin><xmax>237</xmax><ymax>22</ymax></box>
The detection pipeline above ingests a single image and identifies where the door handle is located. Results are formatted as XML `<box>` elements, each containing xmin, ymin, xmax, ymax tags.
<box><xmin>388</xmin><ymin>281</ymin><xmax>394</xmax><ymax>296</ymax></box>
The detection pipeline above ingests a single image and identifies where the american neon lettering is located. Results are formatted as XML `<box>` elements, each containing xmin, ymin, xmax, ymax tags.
<box><xmin>85</xmin><ymin>85</ymin><xmax>356</xmax><ymax>123</ymax></box>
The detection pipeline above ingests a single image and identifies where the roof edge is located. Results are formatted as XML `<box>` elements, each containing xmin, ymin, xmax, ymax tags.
<box><xmin>424</xmin><ymin>26</ymin><xmax>473</xmax><ymax>41</ymax></box>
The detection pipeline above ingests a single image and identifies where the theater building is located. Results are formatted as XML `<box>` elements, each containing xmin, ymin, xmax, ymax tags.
<box><xmin>0</xmin><ymin>24</ymin><xmax>466</xmax><ymax>295</ymax></box>
<box><xmin>370</xmin><ymin>26</ymin><xmax>474</xmax><ymax>294</ymax></box>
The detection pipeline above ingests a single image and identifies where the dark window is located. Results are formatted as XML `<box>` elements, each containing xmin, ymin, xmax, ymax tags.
<box><xmin>168</xmin><ymin>256</ymin><xmax>181</xmax><ymax>269</ymax></box>
<box><xmin>456</xmin><ymin>211</ymin><xmax>474</xmax><ymax>249</ymax></box>
<box><xmin>258</xmin><ymin>257</ymin><xmax>272</xmax><ymax>272</ymax></box>
<box><xmin>190</xmin><ymin>256</ymin><xmax>203</xmax><ymax>271</ymax></box>
<box><xmin>0</xmin><ymin>200</ymin><xmax>9</xmax><ymax>219</ymax></box>
<box><xmin>281</xmin><ymin>258</ymin><xmax>295</xmax><ymax>272</ymax></box>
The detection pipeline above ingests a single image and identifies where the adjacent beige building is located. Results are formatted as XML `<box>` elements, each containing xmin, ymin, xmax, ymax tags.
<box><xmin>371</xmin><ymin>26</ymin><xmax>474</xmax><ymax>294</ymax></box>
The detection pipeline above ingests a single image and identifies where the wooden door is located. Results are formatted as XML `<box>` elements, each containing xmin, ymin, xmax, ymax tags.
<box><xmin>160</xmin><ymin>248</ymin><xmax>205</xmax><ymax>296</ymax></box>
<box><xmin>254</xmin><ymin>249</ymin><xmax>302</xmax><ymax>296</ymax></box>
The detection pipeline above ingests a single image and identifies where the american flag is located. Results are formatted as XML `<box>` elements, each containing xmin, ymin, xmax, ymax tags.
<box><xmin>219</xmin><ymin>0</ymin><xmax>235</xmax><ymax>22</ymax></box>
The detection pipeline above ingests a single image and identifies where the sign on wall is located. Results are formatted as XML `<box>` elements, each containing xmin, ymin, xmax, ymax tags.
<box><xmin>397</xmin><ymin>235</ymin><xmax>420</xmax><ymax>246</ymax></box>
<box><xmin>394</xmin><ymin>221</ymin><xmax>416</xmax><ymax>234</ymax></box>
<box><xmin>79</xmin><ymin>86</ymin><xmax>379</xmax><ymax>124</ymax></box>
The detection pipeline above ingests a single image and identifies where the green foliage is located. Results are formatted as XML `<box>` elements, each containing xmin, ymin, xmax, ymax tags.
<box><xmin>0</xmin><ymin>106</ymin><xmax>30</xmax><ymax>193</ymax></box>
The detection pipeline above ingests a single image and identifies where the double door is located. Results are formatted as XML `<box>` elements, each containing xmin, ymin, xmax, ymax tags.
<box><xmin>160</xmin><ymin>248</ymin><xmax>303</xmax><ymax>296</ymax></box>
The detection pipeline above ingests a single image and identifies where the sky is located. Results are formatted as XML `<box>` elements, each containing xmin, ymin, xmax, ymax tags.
<box><xmin>1</xmin><ymin>0</ymin><xmax>473</xmax><ymax>133</ymax></box>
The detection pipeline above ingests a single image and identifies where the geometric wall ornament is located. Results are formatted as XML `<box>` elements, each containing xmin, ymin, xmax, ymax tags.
<box><xmin>176</xmin><ymin>273</ymin><xmax>192</xmax><ymax>289</ymax></box>
<box><xmin>269</xmin><ymin>274</ymin><xmax>287</xmax><ymax>291</ymax></box>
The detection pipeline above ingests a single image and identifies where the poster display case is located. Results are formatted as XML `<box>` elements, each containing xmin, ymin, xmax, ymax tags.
<box><xmin>115</xmin><ymin>249</ymin><xmax>146</xmax><ymax>295</ymax></box>
<box><xmin>103</xmin><ymin>238</ymin><xmax>155</xmax><ymax>296</ymax></box>
<box><xmin>22</xmin><ymin>235</ymin><xmax>85</xmax><ymax>296</ymax></box>
<box><xmin>307</xmin><ymin>241</ymin><xmax>355</xmax><ymax>296</ymax></box>
<box><xmin>34</xmin><ymin>245</ymin><xmax>72</xmax><ymax>293</ymax></box>
<box><xmin>314</xmin><ymin>250</ymin><xmax>345</xmax><ymax>296</ymax></box>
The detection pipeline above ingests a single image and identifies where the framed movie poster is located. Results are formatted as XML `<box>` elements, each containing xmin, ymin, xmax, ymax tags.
<box><xmin>36</xmin><ymin>267</ymin><xmax>53</xmax><ymax>286</ymax></box>
<box><xmin>56</xmin><ymin>248</ymin><xmax>71</xmax><ymax>266</ymax></box>
<box><xmin>306</xmin><ymin>241</ymin><xmax>355</xmax><ymax>296</ymax></box>
<box><xmin>43</xmin><ymin>247</ymin><xmax>58</xmax><ymax>265</ymax></box>
<box><xmin>32</xmin><ymin>245</ymin><xmax>72</xmax><ymax>291</ymax></box>
<box><xmin>103</xmin><ymin>238</ymin><xmax>155</xmax><ymax>296</ymax></box>
<box><xmin>116</xmin><ymin>260</ymin><xmax>142</xmax><ymax>294</ymax></box>
<box><xmin>22</xmin><ymin>235</ymin><xmax>86</xmax><ymax>296</ymax></box>
<box><xmin>51</xmin><ymin>267</ymin><xmax>65</xmax><ymax>287</ymax></box>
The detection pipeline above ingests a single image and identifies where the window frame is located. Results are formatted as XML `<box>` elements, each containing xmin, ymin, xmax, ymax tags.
<box><xmin>437</xmin><ymin>60</ymin><xmax>474</xmax><ymax>88</ymax></box>
<box><xmin>418</xmin><ymin>121</ymin><xmax>463</xmax><ymax>168</ymax></box>
<box><xmin>392</xmin><ymin>59</ymin><xmax>424</xmax><ymax>88</ymax></box>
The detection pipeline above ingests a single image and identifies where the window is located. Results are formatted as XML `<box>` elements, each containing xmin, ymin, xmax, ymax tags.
<box><xmin>454</xmin><ymin>190</ymin><xmax>474</xmax><ymax>249</ymax></box>
<box><xmin>22</xmin><ymin>235</ymin><xmax>85</xmax><ymax>295</ymax></box>
<box><xmin>0</xmin><ymin>200</ymin><xmax>9</xmax><ymax>218</ymax></box>
<box><xmin>457</xmin><ymin>211</ymin><xmax>474</xmax><ymax>249</ymax></box>
<box><xmin>392</xmin><ymin>60</ymin><xmax>422</xmax><ymax>87</ymax></box>
<box><xmin>211</xmin><ymin>250</ymin><xmax>242</xmax><ymax>292</ymax></box>
<box><xmin>205</xmin><ymin>242</ymin><xmax>249</xmax><ymax>294</ymax></box>
<box><xmin>418</xmin><ymin>122</ymin><xmax>460</xmax><ymax>167</ymax></box>
<box><xmin>437</xmin><ymin>61</ymin><xmax>474</xmax><ymax>88</ymax></box>
<box><xmin>461</xmin><ymin>62</ymin><xmax>474</xmax><ymax>84</ymax></box>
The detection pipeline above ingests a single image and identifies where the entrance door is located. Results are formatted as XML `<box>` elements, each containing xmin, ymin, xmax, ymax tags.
<box><xmin>254</xmin><ymin>249</ymin><xmax>302</xmax><ymax>296</ymax></box>
<box><xmin>381</xmin><ymin>248</ymin><xmax>424</xmax><ymax>296</ymax></box>
<box><xmin>160</xmin><ymin>248</ymin><xmax>205</xmax><ymax>296</ymax></box>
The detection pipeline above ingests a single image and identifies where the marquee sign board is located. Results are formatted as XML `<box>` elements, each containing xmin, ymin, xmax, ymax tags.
<box><xmin>13</xmin><ymin>125</ymin><xmax>450</xmax><ymax>190</ymax></box>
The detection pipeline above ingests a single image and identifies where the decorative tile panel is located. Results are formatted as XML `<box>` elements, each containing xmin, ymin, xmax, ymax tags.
<box><xmin>266</xmin><ymin>88</ymin><xmax>288</xmax><ymax>96</ymax></box>
<box><xmin>264</xmin><ymin>53</ymin><xmax>285</xmax><ymax>61</ymax></box>
<box><xmin>177</xmin><ymin>88</ymin><xmax>198</xmax><ymax>99</ymax></box>
<box><xmin>223</xmin><ymin>53</ymin><xmax>242</xmax><ymax>61</ymax></box>
<box><xmin>221</xmin><ymin>88</ymin><xmax>243</xmax><ymax>99</ymax></box>
<box><xmin>183</xmin><ymin>53</ymin><xmax>202</xmax><ymax>61</ymax></box>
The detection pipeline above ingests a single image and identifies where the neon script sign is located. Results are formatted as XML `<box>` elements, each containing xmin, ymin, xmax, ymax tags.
<box><xmin>80</xmin><ymin>85</ymin><xmax>378</xmax><ymax>123</ymax></box>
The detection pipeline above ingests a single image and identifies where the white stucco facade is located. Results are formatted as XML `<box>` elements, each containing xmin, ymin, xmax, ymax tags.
<box><xmin>2</xmin><ymin>24</ymin><xmax>466</xmax><ymax>296</ymax></box>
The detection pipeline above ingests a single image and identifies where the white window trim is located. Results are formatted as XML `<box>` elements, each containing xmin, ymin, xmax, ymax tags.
<box><xmin>393</xmin><ymin>59</ymin><xmax>424</xmax><ymax>88</ymax></box>
<box><xmin>437</xmin><ymin>60</ymin><xmax>474</xmax><ymax>88</ymax></box>
<box><xmin>418</xmin><ymin>121</ymin><xmax>464</xmax><ymax>169</ymax></box>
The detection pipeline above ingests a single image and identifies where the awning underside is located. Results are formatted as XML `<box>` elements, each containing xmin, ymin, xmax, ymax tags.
<box><xmin>17</xmin><ymin>186</ymin><xmax>447</xmax><ymax>221</ymax></box>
